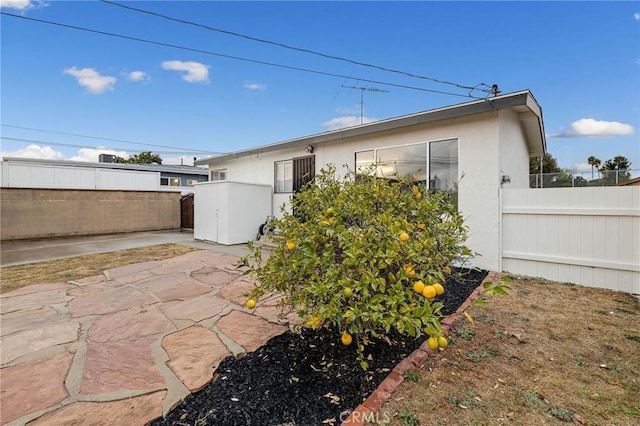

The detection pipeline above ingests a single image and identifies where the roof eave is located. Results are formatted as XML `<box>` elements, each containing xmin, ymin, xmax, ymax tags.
<box><xmin>196</xmin><ymin>90</ymin><xmax>542</xmax><ymax>166</ymax></box>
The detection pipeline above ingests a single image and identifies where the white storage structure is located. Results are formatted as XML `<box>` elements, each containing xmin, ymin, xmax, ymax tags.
<box><xmin>193</xmin><ymin>181</ymin><xmax>272</xmax><ymax>245</ymax></box>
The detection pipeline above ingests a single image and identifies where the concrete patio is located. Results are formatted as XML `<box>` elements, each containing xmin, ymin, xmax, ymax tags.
<box><xmin>0</xmin><ymin>250</ymin><xmax>294</xmax><ymax>425</ymax></box>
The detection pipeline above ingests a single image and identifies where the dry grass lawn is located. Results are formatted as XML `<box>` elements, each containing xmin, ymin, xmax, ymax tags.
<box><xmin>380</xmin><ymin>276</ymin><xmax>640</xmax><ymax>425</ymax></box>
<box><xmin>0</xmin><ymin>243</ymin><xmax>199</xmax><ymax>294</ymax></box>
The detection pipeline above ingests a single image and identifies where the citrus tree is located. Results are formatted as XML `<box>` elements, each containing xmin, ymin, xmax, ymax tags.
<box><xmin>242</xmin><ymin>165</ymin><xmax>474</xmax><ymax>368</ymax></box>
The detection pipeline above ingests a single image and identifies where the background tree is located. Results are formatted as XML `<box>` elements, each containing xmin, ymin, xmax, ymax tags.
<box><xmin>115</xmin><ymin>151</ymin><xmax>163</xmax><ymax>164</ymax></box>
<box><xmin>587</xmin><ymin>156</ymin><xmax>601</xmax><ymax>180</ymax></box>
<box><xmin>529</xmin><ymin>153</ymin><xmax>574</xmax><ymax>187</ymax></box>
<box><xmin>598</xmin><ymin>155</ymin><xmax>631</xmax><ymax>183</ymax></box>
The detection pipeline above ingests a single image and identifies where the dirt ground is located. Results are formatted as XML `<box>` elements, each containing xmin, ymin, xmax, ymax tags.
<box><xmin>0</xmin><ymin>243</ymin><xmax>198</xmax><ymax>294</ymax></box>
<box><xmin>380</xmin><ymin>276</ymin><xmax>640</xmax><ymax>425</ymax></box>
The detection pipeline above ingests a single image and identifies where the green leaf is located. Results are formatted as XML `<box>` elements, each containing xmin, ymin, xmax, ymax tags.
<box><xmin>472</xmin><ymin>300</ymin><xmax>490</xmax><ymax>307</ymax></box>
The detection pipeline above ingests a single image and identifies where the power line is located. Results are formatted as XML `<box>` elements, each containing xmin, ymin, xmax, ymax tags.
<box><xmin>1</xmin><ymin>11</ymin><xmax>475</xmax><ymax>99</ymax></box>
<box><xmin>0</xmin><ymin>136</ymin><xmax>221</xmax><ymax>156</ymax></box>
<box><xmin>0</xmin><ymin>124</ymin><xmax>223</xmax><ymax>155</ymax></box>
<box><xmin>99</xmin><ymin>0</ymin><xmax>491</xmax><ymax>94</ymax></box>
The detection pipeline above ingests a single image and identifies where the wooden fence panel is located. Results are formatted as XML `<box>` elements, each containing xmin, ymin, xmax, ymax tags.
<box><xmin>501</xmin><ymin>187</ymin><xmax>640</xmax><ymax>294</ymax></box>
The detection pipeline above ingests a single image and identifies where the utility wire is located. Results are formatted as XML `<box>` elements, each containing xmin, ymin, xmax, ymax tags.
<box><xmin>99</xmin><ymin>0</ymin><xmax>491</xmax><ymax>94</ymax></box>
<box><xmin>0</xmin><ymin>136</ymin><xmax>221</xmax><ymax>156</ymax></box>
<box><xmin>1</xmin><ymin>12</ymin><xmax>475</xmax><ymax>99</ymax></box>
<box><xmin>1</xmin><ymin>124</ymin><xmax>224</xmax><ymax>155</ymax></box>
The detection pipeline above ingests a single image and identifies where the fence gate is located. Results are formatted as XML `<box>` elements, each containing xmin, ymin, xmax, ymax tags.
<box><xmin>181</xmin><ymin>193</ymin><xmax>194</xmax><ymax>229</ymax></box>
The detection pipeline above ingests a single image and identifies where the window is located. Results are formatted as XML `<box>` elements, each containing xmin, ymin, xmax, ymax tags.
<box><xmin>429</xmin><ymin>139</ymin><xmax>458</xmax><ymax>194</ymax></box>
<box><xmin>354</xmin><ymin>138</ymin><xmax>458</xmax><ymax>205</ymax></box>
<box><xmin>186</xmin><ymin>179</ymin><xmax>200</xmax><ymax>186</ymax></box>
<box><xmin>210</xmin><ymin>169</ymin><xmax>227</xmax><ymax>181</ymax></box>
<box><xmin>160</xmin><ymin>177</ymin><xmax>181</xmax><ymax>186</ymax></box>
<box><xmin>274</xmin><ymin>160</ymin><xmax>293</xmax><ymax>193</ymax></box>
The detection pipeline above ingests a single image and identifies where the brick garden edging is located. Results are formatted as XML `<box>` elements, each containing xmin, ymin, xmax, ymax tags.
<box><xmin>342</xmin><ymin>271</ymin><xmax>498</xmax><ymax>425</ymax></box>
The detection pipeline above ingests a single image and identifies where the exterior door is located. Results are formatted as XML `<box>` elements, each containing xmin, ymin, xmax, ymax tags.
<box><xmin>293</xmin><ymin>155</ymin><xmax>315</xmax><ymax>193</ymax></box>
<box><xmin>180</xmin><ymin>193</ymin><xmax>194</xmax><ymax>229</ymax></box>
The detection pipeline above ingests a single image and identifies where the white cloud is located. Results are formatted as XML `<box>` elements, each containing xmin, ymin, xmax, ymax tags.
<box><xmin>243</xmin><ymin>82</ymin><xmax>266</xmax><ymax>91</ymax></box>
<box><xmin>1</xmin><ymin>144</ymin><xmax>63</xmax><ymax>159</ymax></box>
<box><xmin>552</xmin><ymin>118</ymin><xmax>635</xmax><ymax>137</ymax></box>
<box><xmin>634</xmin><ymin>12</ymin><xmax>640</xmax><ymax>20</ymax></box>
<box><xmin>68</xmin><ymin>147</ymin><xmax>128</xmax><ymax>162</ymax></box>
<box><xmin>335</xmin><ymin>106</ymin><xmax>360</xmax><ymax>115</ymax></box>
<box><xmin>322</xmin><ymin>116</ymin><xmax>376</xmax><ymax>131</ymax></box>
<box><xmin>162</xmin><ymin>60</ymin><xmax>209</xmax><ymax>83</ymax></box>
<box><xmin>127</xmin><ymin>71</ymin><xmax>149</xmax><ymax>82</ymax></box>
<box><xmin>63</xmin><ymin>67</ymin><xmax>116</xmax><ymax>94</ymax></box>
<box><xmin>0</xmin><ymin>0</ymin><xmax>40</xmax><ymax>10</ymax></box>
<box><xmin>573</xmin><ymin>162</ymin><xmax>593</xmax><ymax>172</ymax></box>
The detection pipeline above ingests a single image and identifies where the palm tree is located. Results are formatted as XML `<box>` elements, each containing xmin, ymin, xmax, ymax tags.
<box><xmin>587</xmin><ymin>156</ymin><xmax>601</xmax><ymax>180</ymax></box>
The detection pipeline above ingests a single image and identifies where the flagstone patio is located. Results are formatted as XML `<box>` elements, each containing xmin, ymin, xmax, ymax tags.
<box><xmin>0</xmin><ymin>250</ymin><xmax>292</xmax><ymax>425</ymax></box>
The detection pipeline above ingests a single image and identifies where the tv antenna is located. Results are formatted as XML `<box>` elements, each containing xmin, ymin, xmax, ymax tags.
<box><xmin>341</xmin><ymin>85</ymin><xmax>389</xmax><ymax>124</ymax></box>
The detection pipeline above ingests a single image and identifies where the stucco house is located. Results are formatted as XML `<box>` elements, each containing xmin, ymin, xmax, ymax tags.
<box><xmin>194</xmin><ymin>90</ymin><xmax>546</xmax><ymax>272</ymax></box>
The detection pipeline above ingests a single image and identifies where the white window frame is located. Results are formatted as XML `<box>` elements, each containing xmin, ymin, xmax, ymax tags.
<box><xmin>161</xmin><ymin>176</ymin><xmax>182</xmax><ymax>187</ymax></box>
<box><xmin>210</xmin><ymin>169</ymin><xmax>227</xmax><ymax>181</ymax></box>
<box><xmin>274</xmin><ymin>160</ymin><xmax>293</xmax><ymax>193</ymax></box>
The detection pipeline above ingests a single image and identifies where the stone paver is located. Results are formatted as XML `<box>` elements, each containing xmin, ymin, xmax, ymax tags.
<box><xmin>217</xmin><ymin>310</ymin><xmax>287</xmax><ymax>352</ymax></box>
<box><xmin>0</xmin><ymin>282</ymin><xmax>71</xmax><ymax>298</ymax></box>
<box><xmin>0</xmin><ymin>352</ymin><xmax>73</xmax><ymax>423</ymax></box>
<box><xmin>162</xmin><ymin>326</ymin><xmax>232</xmax><ymax>391</ymax></box>
<box><xmin>163</xmin><ymin>292</ymin><xmax>227</xmax><ymax>323</ymax></box>
<box><xmin>218</xmin><ymin>279</ymin><xmax>256</xmax><ymax>306</ymax></box>
<box><xmin>1</xmin><ymin>322</ymin><xmax>79</xmax><ymax>364</ymax></box>
<box><xmin>81</xmin><ymin>340</ymin><xmax>165</xmax><ymax>395</ymax></box>
<box><xmin>87</xmin><ymin>306</ymin><xmax>176</xmax><ymax>343</ymax></box>
<box><xmin>27</xmin><ymin>391</ymin><xmax>166</xmax><ymax>426</ymax></box>
<box><xmin>105</xmin><ymin>261</ymin><xmax>162</xmax><ymax>279</ymax></box>
<box><xmin>149</xmin><ymin>260</ymin><xmax>205</xmax><ymax>275</ymax></box>
<box><xmin>137</xmin><ymin>275</ymin><xmax>212</xmax><ymax>302</ymax></box>
<box><xmin>0</xmin><ymin>306</ymin><xmax>57</xmax><ymax>337</ymax></box>
<box><xmin>68</xmin><ymin>286</ymin><xmax>156</xmax><ymax>317</ymax></box>
<box><xmin>191</xmin><ymin>266</ymin><xmax>240</xmax><ymax>286</ymax></box>
<box><xmin>0</xmin><ymin>289</ymin><xmax>69</xmax><ymax>314</ymax></box>
<box><xmin>70</xmin><ymin>274</ymin><xmax>106</xmax><ymax>286</ymax></box>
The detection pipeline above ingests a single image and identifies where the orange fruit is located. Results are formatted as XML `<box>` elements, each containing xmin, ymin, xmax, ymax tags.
<box><xmin>417</xmin><ymin>223</ymin><xmax>426</xmax><ymax>230</ymax></box>
<box><xmin>437</xmin><ymin>336</ymin><xmax>448</xmax><ymax>348</ymax></box>
<box><xmin>343</xmin><ymin>287</ymin><xmax>353</xmax><ymax>298</ymax></box>
<box><xmin>427</xmin><ymin>337</ymin><xmax>438</xmax><ymax>350</ymax></box>
<box><xmin>433</xmin><ymin>283</ymin><xmax>445</xmax><ymax>295</ymax></box>
<box><xmin>246</xmin><ymin>299</ymin><xmax>256</xmax><ymax>309</ymax></box>
<box><xmin>422</xmin><ymin>285</ymin><xmax>436</xmax><ymax>299</ymax></box>
<box><xmin>443</xmin><ymin>265</ymin><xmax>452</xmax><ymax>275</ymax></box>
<box><xmin>415</xmin><ymin>191</ymin><xmax>422</xmax><ymax>199</ymax></box>
<box><xmin>286</xmin><ymin>241</ymin><xmax>296</xmax><ymax>250</ymax></box>
<box><xmin>341</xmin><ymin>331</ymin><xmax>353</xmax><ymax>346</ymax></box>
<box><xmin>413</xmin><ymin>280</ymin><xmax>425</xmax><ymax>293</ymax></box>
<box><xmin>399</xmin><ymin>232</ymin><xmax>410</xmax><ymax>242</ymax></box>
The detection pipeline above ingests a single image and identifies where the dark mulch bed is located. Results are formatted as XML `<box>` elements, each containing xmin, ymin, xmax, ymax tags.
<box><xmin>152</xmin><ymin>267</ymin><xmax>487</xmax><ymax>426</ymax></box>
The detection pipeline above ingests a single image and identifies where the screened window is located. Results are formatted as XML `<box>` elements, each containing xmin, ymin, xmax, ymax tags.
<box><xmin>274</xmin><ymin>160</ymin><xmax>293</xmax><ymax>193</ymax></box>
<box><xmin>210</xmin><ymin>169</ymin><xmax>227</xmax><ymax>181</ymax></box>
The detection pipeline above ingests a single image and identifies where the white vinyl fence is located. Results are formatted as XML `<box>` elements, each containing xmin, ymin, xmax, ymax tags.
<box><xmin>501</xmin><ymin>187</ymin><xmax>640</xmax><ymax>294</ymax></box>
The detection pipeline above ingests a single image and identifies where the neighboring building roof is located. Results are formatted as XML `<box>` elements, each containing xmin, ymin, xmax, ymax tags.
<box><xmin>0</xmin><ymin>157</ymin><xmax>209</xmax><ymax>175</ymax></box>
<box><xmin>196</xmin><ymin>89</ymin><xmax>546</xmax><ymax>166</ymax></box>
<box><xmin>617</xmin><ymin>176</ymin><xmax>640</xmax><ymax>186</ymax></box>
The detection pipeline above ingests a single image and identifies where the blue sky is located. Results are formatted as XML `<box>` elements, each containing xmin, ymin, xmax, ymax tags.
<box><xmin>1</xmin><ymin>1</ymin><xmax>638</xmax><ymax>175</ymax></box>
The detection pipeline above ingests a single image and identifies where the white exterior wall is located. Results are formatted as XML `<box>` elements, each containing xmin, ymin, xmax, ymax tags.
<box><xmin>502</xmin><ymin>187</ymin><xmax>640</xmax><ymax>294</ymax></box>
<box><xmin>498</xmin><ymin>109</ymin><xmax>531</xmax><ymax>189</ymax></box>
<box><xmin>0</xmin><ymin>161</ymin><xmax>190</xmax><ymax>192</ymax></box>
<box><xmin>205</xmin><ymin>112</ymin><xmax>511</xmax><ymax>271</ymax></box>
